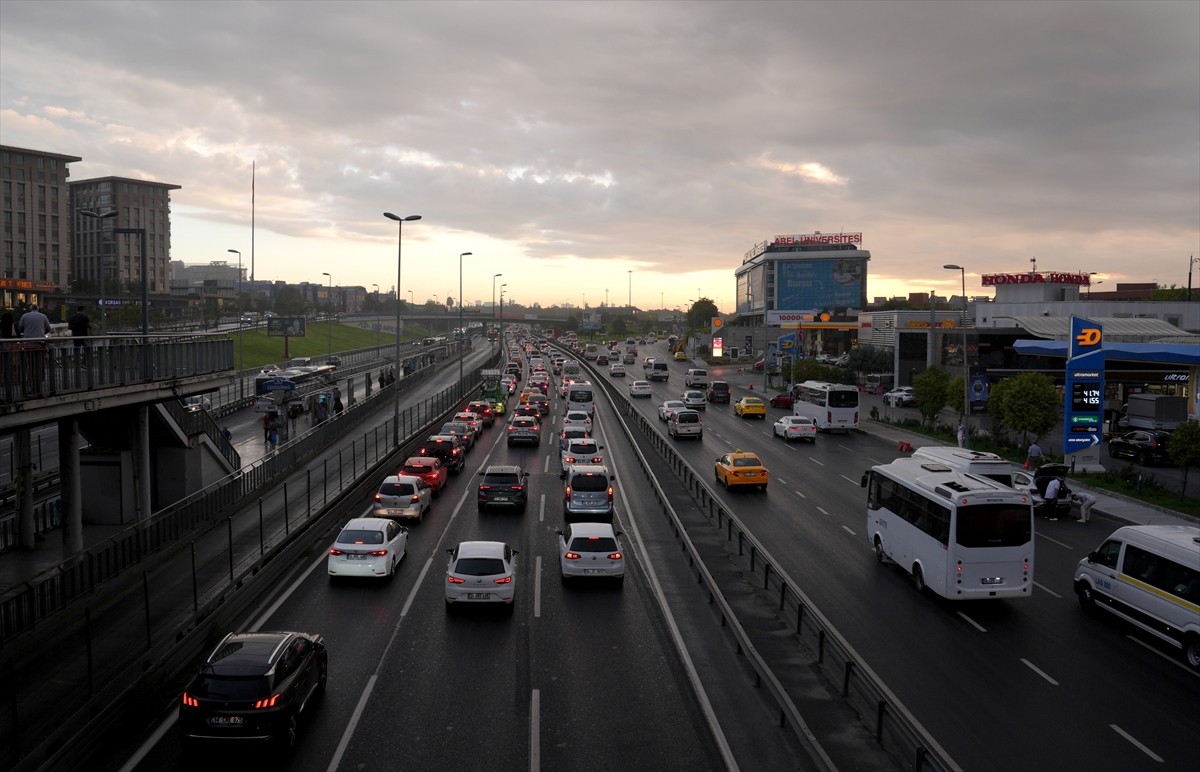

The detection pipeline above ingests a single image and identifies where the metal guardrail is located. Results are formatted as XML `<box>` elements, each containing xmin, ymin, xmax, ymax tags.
<box><xmin>161</xmin><ymin>400</ymin><xmax>241</xmax><ymax>470</ymax></box>
<box><xmin>577</xmin><ymin>353</ymin><xmax>959</xmax><ymax>772</ymax></box>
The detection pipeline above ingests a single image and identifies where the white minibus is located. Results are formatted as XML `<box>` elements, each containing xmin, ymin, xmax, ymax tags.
<box><xmin>567</xmin><ymin>381</ymin><xmax>596</xmax><ymax>416</ymax></box>
<box><xmin>910</xmin><ymin>447</ymin><xmax>1015</xmax><ymax>488</ymax></box>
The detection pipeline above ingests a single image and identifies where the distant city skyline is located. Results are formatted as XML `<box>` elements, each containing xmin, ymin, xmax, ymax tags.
<box><xmin>2</xmin><ymin>2</ymin><xmax>1196</xmax><ymax>313</ymax></box>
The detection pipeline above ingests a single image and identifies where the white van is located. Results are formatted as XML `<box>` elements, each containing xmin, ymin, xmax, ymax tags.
<box><xmin>910</xmin><ymin>447</ymin><xmax>1015</xmax><ymax>487</ymax></box>
<box><xmin>1074</xmin><ymin>525</ymin><xmax>1200</xmax><ymax>669</ymax></box>
<box><xmin>584</xmin><ymin>344</ymin><xmax>599</xmax><ymax>361</ymax></box>
<box><xmin>567</xmin><ymin>381</ymin><xmax>596</xmax><ymax>416</ymax></box>
<box><xmin>668</xmin><ymin>409</ymin><xmax>703</xmax><ymax>439</ymax></box>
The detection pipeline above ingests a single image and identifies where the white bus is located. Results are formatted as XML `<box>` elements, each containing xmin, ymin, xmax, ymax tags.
<box><xmin>794</xmin><ymin>380</ymin><xmax>860</xmax><ymax>431</ymax></box>
<box><xmin>862</xmin><ymin>458</ymin><xmax>1035</xmax><ymax>600</ymax></box>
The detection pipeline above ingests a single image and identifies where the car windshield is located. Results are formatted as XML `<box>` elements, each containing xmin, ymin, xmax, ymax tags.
<box><xmin>569</xmin><ymin>537</ymin><xmax>617</xmax><ymax>552</ymax></box>
<box><xmin>453</xmin><ymin>557</ymin><xmax>506</xmax><ymax>576</ymax></box>
<box><xmin>337</xmin><ymin>529</ymin><xmax>385</xmax><ymax>544</ymax></box>
<box><xmin>380</xmin><ymin>482</ymin><xmax>415</xmax><ymax>496</ymax></box>
<box><xmin>570</xmin><ymin>474</ymin><xmax>608</xmax><ymax>492</ymax></box>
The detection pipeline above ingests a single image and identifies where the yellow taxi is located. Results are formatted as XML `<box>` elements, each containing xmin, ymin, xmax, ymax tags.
<box><xmin>673</xmin><ymin>350</ymin><xmax>687</xmax><ymax>361</ymax></box>
<box><xmin>733</xmin><ymin>396</ymin><xmax>767</xmax><ymax>419</ymax></box>
<box><xmin>519</xmin><ymin>388</ymin><xmax>539</xmax><ymax>405</ymax></box>
<box><xmin>714</xmin><ymin>450</ymin><xmax>769</xmax><ymax>490</ymax></box>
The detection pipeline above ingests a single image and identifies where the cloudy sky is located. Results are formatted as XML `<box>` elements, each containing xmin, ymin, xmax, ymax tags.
<box><xmin>2</xmin><ymin>0</ymin><xmax>1197</xmax><ymax>312</ymax></box>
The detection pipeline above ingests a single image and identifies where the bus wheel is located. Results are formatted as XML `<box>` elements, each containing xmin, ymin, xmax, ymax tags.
<box><xmin>873</xmin><ymin>537</ymin><xmax>885</xmax><ymax>564</ymax></box>
<box><xmin>912</xmin><ymin>564</ymin><xmax>926</xmax><ymax>594</ymax></box>
<box><xmin>1183</xmin><ymin>634</ymin><xmax>1200</xmax><ymax>671</ymax></box>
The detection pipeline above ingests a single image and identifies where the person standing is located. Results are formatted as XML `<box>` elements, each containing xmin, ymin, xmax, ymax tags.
<box><xmin>17</xmin><ymin>304</ymin><xmax>52</xmax><ymax>338</ymax></box>
<box><xmin>263</xmin><ymin>412</ymin><xmax>272</xmax><ymax>442</ymax></box>
<box><xmin>67</xmin><ymin>306</ymin><xmax>91</xmax><ymax>347</ymax></box>
<box><xmin>268</xmin><ymin>426</ymin><xmax>279</xmax><ymax>453</ymax></box>
<box><xmin>1042</xmin><ymin>475</ymin><xmax>1062</xmax><ymax>521</ymax></box>
<box><xmin>1072</xmin><ymin>491</ymin><xmax>1097</xmax><ymax>523</ymax></box>
<box><xmin>221</xmin><ymin>426</ymin><xmax>232</xmax><ymax>442</ymax></box>
<box><xmin>1026</xmin><ymin>440</ymin><xmax>1044</xmax><ymax>470</ymax></box>
<box><xmin>957</xmin><ymin>422</ymin><xmax>966</xmax><ymax>448</ymax></box>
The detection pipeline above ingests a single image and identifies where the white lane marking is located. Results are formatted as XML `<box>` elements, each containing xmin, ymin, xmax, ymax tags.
<box><xmin>809</xmin><ymin>458</ymin><xmax>825</xmax><ymax>467</ymax></box>
<box><xmin>816</xmin><ymin>506</ymin><xmax>829</xmax><ymax>516</ymax></box>
<box><xmin>841</xmin><ymin>525</ymin><xmax>856</xmax><ymax>537</ymax></box>
<box><xmin>534</xmin><ymin>556</ymin><xmax>543</xmax><ymax>619</ymax></box>
<box><xmin>794</xmin><ymin>490</ymin><xmax>807</xmax><ymax>499</ymax></box>
<box><xmin>957</xmin><ymin>612</ymin><xmax>987</xmax><ymax>633</ymax></box>
<box><xmin>530</xmin><ymin>689</ymin><xmax>541</xmax><ymax>772</ymax></box>
<box><xmin>328</xmin><ymin>674</ymin><xmax>377</xmax><ymax>771</ymax></box>
<box><xmin>840</xmin><ymin>475</ymin><xmax>859</xmax><ymax>485</ymax></box>
<box><xmin>1035</xmin><ymin>532</ymin><xmax>1073</xmax><ymax>549</ymax></box>
<box><xmin>539</xmin><ymin>494</ymin><xmax>545</xmax><ymax>523</ymax></box>
<box><xmin>542</xmin><ymin>453</ymin><xmax>550</xmax><ymax>474</ymax></box>
<box><xmin>775</xmin><ymin>476</ymin><xmax>787</xmax><ymax>485</ymax></box>
<box><xmin>1034</xmin><ymin>582</ymin><xmax>1062</xmax><ymax>599</ymax></box>
<box><xmin>838</xmin><ymin>444</ymin><xmax>855</xmax><ymax>452</ymax></box>
<box><xmin>1126</xmin><ymin>635</ymin><xmax>1200</xmax><ymax>675</ymax></box>
<box><xmin>1110</xmin><ymin>724</ymin><xmax>1163</xmax><ymax>762</ymax></box>
<box><xmin>1020</xmin><ymin>658</ymin><xmax>1059</xmax><ymax>686</ymax></box>
<box><xmin>868</xmin><ymin>457</ymin><xmax>884</xmax><ymax>465</ymax></box>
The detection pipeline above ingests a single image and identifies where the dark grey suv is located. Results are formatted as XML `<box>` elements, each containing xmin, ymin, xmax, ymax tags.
<box><xmin>478</xmin><ymin>465</ymin><xmax>530</xmax><ymax>512</ymax></box>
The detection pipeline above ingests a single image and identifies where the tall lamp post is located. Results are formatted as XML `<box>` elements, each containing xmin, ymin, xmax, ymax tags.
<box><xmin>499</xmin><ymin>284</ymin><xmax>507</xmax><ymax>348</ymax></box>
<box><xmin>1188</xmin><ymin>255</ymin><xmax>1198</xmax><ymax>302</ymax></box>
<box><xmin>228</xmin><ymin>249</ymin><xmax>243</xmax><ymax>373</ymax></box>
<box><xmin>944</xmin><ymin>264</ymin><xmax>970</xmax><ymax>447</ymax></box>
<box><xmin>322</xmin><ymin>272</ymin><xmax>333</xmax><ymax>362</ymax></box>
<box><xmin>492</xmin><ymin>273</ymin><xmax>502</xmax><ymax>349</ymax></box>
<box><xmin>383</xmin><ymin>213</ymin><xmax>422</xmax><ymax>445</ymax></box>
<box><xmin>372</xmin><ymin>283</ymin><xmax>381</xmax><ymax>349</ymax></box>
<box><xmin>458</xmin><ymin>252</ymin><xmax>473</xmax><ymax>396</ymax></box>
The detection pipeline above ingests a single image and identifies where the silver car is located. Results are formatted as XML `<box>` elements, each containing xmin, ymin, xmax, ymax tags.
<box><xmin>558</xmin><ymin>522</ymin><xmax>624</xmax><ymax>585</ymax></box>
<box><xmin>680</xmin><ymin>390</ymin><xmax>706</xmax><ymax>410</ymax></box>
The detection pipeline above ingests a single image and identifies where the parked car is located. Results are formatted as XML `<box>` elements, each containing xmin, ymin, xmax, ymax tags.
<box><xmin>883</xmin><ymin>387</ymin><xmax>916</xmax><ymax>407</ymax></box>
<box><xmin>179</xmin><ymin>631</ymin><xmax>327</xmax><ymax>749</ymax></box>
<box><xmin>1108</xmin><ymin>430</ymin><xmax>1172</xmax><ymax>466</ymax></box>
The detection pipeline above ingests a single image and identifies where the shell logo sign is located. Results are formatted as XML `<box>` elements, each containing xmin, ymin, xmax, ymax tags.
<box><xmin>710</xmin><ymin>317</ymin><xmax>724</xmax><ymax>335</ymax></box>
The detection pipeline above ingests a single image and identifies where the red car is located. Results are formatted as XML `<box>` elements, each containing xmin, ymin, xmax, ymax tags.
<box><xmin>401</xmin><ymin>456</ymin><xmax>448</xmax><ymax>496</ymax></box>
<box><xmin>768</xmin><ymin>393</ymin><xmax>794</xmax><ymax>409</ymax></box>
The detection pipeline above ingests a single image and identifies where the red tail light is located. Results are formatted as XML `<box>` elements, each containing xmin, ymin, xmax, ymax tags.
<box><xmin>607</xmin><ymin>486</ymin><xmax>614</xmax><ymax>501</ymax></box>
<box><xmin>564</xmin><ymin>486</ymin><xmax>571</xmax><ymax>499</ymax></box>
<box><xmin>479</xmin><ymin>484</ymin><xmax>491</xmax><ymax>491</ymax></box>
<box><xmin>564</xmin><ymin>456</ymin><xmax>577</xmax><ymax>464</ymax></box>
<box><xmin>608</xmin><ymin>552</ymin><xmax>623</xmax><ymax>560</ymax></box>
<box><xmin>591</xmin><ymin>456</ymin><xmax>602</xmax><ymax>463</ymax></box>
<box><xmin>494</xmin><ymin>576</ymin><xmax>512</xmax><ymax>584</ymax></box>
<box><xmin>182</xmin><ymin>692</ymin><xmax>199</xmax><ymax>707</ymax></box>
<box><xmin>410</xmin><ymin>495</ymin><xmax>420</xmax><ymax>504</ymax></box>
<box><xmin>329</xmin><ymin>548</ymin><xmax>344</xmax><ymax>555</ymax></box>
<box><xmin>512</xmin><ymin>485</ymin><xmax>523</xmax><ymax>492</ymax></box>
<box><xmin>369</xmin><ymin>549</ymin><xmax>388</xmax><ymax>556</ymax></box>
<box><xmin>564</xmin><ymin>551</ymin><xmax>581</xmax><ymax>560</ymax></box>
<box><xmin>373</xmin><ymin>493</ymin><xmax>382</xmax><ymax>502</ymax></box>
<box><xmin>254</xmin><ymin>693</ymin><xmax>281</xmax><ymax>709</ymax></box>
<box><xmin>447</xmin><ymin>575</ymin><xmax>465</xmax><ymax>584</ymax></box>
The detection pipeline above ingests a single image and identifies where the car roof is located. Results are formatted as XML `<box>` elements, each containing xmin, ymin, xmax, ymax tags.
<box><xmin>454</xmin><ymin>540</ymin><xmax>507</xmax><ymax>559</ymax></box>
<box><xmin>382</xmin><ymin>474</ymin><xmax>422</xmax><ymax>485</ymax></box>
<box><xmin>566</xmin><ymin>522</ymin><xmax>617</xmax><ymax>539</ymax></box>
<box><xmin>342</xmin><ymin>517</ymin><xmax>394</xmax><ymax>531</ymax></box>
<box><xmin>484</xmin><ymin>464</ymin><xmax>524</xmax><ymax>474</ymax></box>
<box><xmin>204</xmin><ymin>631</ymin><xmax>294</xmax><ymax>672</ymax></box>
<box><xmin>566</xmin><ymin>463</ymin><xmax>611</xmax><ymax>476</ymax></box>
<box><xmin>727</xmin><ymin>451</ymin><xmax>762</xmax><ymax>460</ymax></box>
<box><xmin>404</xmin><ymin>456</ymin><xmax>440</xmax><ymax>467</ymax></box>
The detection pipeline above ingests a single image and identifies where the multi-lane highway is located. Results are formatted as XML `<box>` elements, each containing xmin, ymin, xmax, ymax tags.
<box><xmin>93</xmin><ymin>336</ymin><xmax>1198</xmax><ymax>772</ymax></box>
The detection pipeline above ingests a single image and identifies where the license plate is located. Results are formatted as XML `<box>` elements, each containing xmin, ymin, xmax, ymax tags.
<box><xmin>493</xmin><ymin>497</ymin><xmax>510</xmax><ymax>502</ymax></box>
<box><xmin>743</xmin><ymin>471</ymin><xmax>757</xmax><ymax>477</ymax></box>
<box><xmin>467</xmin><ymin>592</ymin><xmax>491</xmax><ymax>600</ymax></box>
<box><xmin>583</xmin><ymin>569</ymin><xmax>603</xmax><ymax>575</ymax></box>
<box><xmin>207</xmin><ymin>716</ymin><xmax>244</xmax><ymax>726</ymax></box>
<box><xmin>980</xmin><ymin>577</ymin><xmax>1003</xmax><ymax>585</ymax></box>
<box><xmin>348</xmin><ymin>554</ymin><xmax>368</xmax><ymax>560</ymax></box>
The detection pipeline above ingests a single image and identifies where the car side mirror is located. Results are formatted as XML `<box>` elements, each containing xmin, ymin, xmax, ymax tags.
<box><xmin>860</xmin><ymin>472</ymin><xmax>869</xmax><ymax>488</ymax></box>
<box><xmin>511</xmin><ymin>549</ymin><xmax>520</xmax><ymax>556</ymax></box>
<box><xmin>446</xmin><ymin>548</ymin><xmax>455</xmax><ymax>556</ymax></box>
<box><xmin>1086</xmin><ymin>551</ymin><xmax>1098</xmax><ymax>563</ymax></box>
<box><xmin>556</xmin><ymin>530</ymin><xmax>564</xmax><ymax>536</ymax></box>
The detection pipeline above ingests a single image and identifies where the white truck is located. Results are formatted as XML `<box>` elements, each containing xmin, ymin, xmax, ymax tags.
<box><xmin>1119</xmin><ymin>394</ymin><xmax>1188</xmax><ymax>431</ymax></box>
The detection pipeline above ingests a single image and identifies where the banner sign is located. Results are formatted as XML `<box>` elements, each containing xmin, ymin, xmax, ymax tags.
<box><xmin>267</xmin><ymin>317</ymin><xmax>306</xmax><ymax>337</ymax></box>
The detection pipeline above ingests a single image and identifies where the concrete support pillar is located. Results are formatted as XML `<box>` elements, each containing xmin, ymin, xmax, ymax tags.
<box><xmin>134</xmin><ymin>406</ymin><xmax>152</xmax><ymax>522</ymax></box>
<box><xmin>15</xmin><ymin>427</ymin><xmax>34</xmax><ymax>551</ymax></box>
<box><xmin>58</xmin><ymin>417</ymin><xmax>84</xmax><ymax>557</ymax></box>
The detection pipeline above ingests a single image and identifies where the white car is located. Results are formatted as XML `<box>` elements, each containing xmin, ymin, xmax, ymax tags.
<box><xmin>453</xmin><ymin>411</ymin><xmax>483</xmax><ymax>434</ymax></box>
<box><xmin>561</xmin><ymin>438</ymin><xmax>606</xmax><ymax>476</ymax></box>
<box><xmin>773</xmin><ymin>415</ymin><xmax>818</xmax><ymax>443</ymax></box>
<box><xmin>608</xmin><ymin>363</ymin><xmax>626</xmax><ymax>377</ymax></box>
<box><xmin>328</xmin><ymin>517</ymin><xmax>409</xmax><ymax>580</ymax></box>
<box><xmin>658</xmin><ymin>400</ymin><xmax>687</xmax><ymax>421</ymax></box>
<box><xmin>372</xmin><ymin>474</ymin><xmax>433</xmax><ymax>522</ymax></box>
<box><xmin>629</xmin><ymin>380</ymin><xmax>653</xmax><ymax>398</ymax></box>
<box><xmin>883</xmin><ymin>387</ymin><xmax>916</xmax><ymax>407</ymax></box>
<box><xmin>500</xmin><ymin>376</ymin><xmax>517</xmax><ymax>395</ymax></box>
<box><xmin>445</xmin><ymin>541</ymin><xmax>518</xmax><ymax>611</ymax></box>
<box><xmin>558</xmin><ymin>522</ymin><xmax>624</xmax><ymax>585</ymax></box>
<box><xmin>563</xmin><ymin>410</ymin><xmax>593</xmax><ymax>431</ymax></box>
<box><xmin>680</xmin><ymin>390</ymin><xmax>706</xmax><ymax>410</ymax></box>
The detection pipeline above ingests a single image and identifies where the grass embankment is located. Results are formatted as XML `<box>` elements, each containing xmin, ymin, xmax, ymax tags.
<box><xmin>870</xmin><ymin>416</ymin><xmax>1199</xmax><ymax>519</ymax></box>
<box><xmin>230</xmin><ymin>321</ymin><xmax>430</xmax><ymax>371</ymax></box>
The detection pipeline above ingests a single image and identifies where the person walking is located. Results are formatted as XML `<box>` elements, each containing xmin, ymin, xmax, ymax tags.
<box><xmin>1072</xmin><ymin>490</ymin><xmax>1097</xmax><ymax>523</ymax></box>
<box><xmin>67</xmin><ymin>305</ymin><xmax>91</xmax><ymax>347</ymax></box>
<box><xmin>1026</xmin><ymin>440</ymin><xmax>1044</xmax><ymax>470</ymax></box>
<box><xmin>957</xmin><ymin>422</ymin><xmax>966</xmax><ymax>448</ymax></box>
<box><xmin>268</xmin><ymin>426</ymin><xmax>279</xmax><ymax>453</ymax></box>
<box><xmin>221</xmin><ymin>426</ymin><xmax>232</xmax><ymax>442</ymax></box>
<box><xmin>17</xmin><ymin>304</ymin><xmax>52</xmax><ymax>338</ymax></box>
<box><xmin>263</xmin><ymin>412</ymin><xmax>272</xmax><ymax>442</ymax></box>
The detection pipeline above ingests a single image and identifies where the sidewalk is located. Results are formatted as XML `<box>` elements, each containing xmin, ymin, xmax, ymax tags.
<box><xmin>693</xmin><ymin>354</ymin><xmax>1195</xmax><ymax>530</ymax></box>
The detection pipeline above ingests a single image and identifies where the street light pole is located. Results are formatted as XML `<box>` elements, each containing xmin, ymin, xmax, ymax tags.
<box><xmin>322</xmin><ymin>272</ymin><xmax>333</xmax><ymax>362</ymax></box>
<box><xmin>1189</xmin><ymin>255</ymin><xmax>1198</xmax><ymax>303</ymax></box>
<box><xmin>499</xmin><ymin>284</ymin><xmax>507</xmax><ymax>348</ymax></box>
<box><xmin>458</xmin><ymin>252</ymin><xmax>473</xmax><ymax>396</ymax></box>
<box><xmin>383</xmin><ymin>213</ymin><xmax>422</xmax><ymax>445</ymax></box>
<box><xmin>492</xmin><ymin>273</ymin><xmax>502</xmax><ymax>349</ymax></box>
<box><xmin>228</xmin><ymin>249</ymin><xmax>243</xmax><ymax>374</ymax></box>
<box><xmin>372</xmin><ymin>283</ymin><xmax>381</xmax><ymax>350</ymax></box>
<box><xmin>944</xmin><ymin>264</ymin><xmax>970</xmax><ymax>447</ymax></box>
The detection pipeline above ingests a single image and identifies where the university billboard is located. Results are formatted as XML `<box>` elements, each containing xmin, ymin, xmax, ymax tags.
<box><xmin>776</xmin><ymin>258</ymin><xmax>867</xmax><ymax>311</ymax></box>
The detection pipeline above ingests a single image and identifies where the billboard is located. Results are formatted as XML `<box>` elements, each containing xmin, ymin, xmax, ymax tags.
<box><xmin>776</xmin><ymin>258</ymin><xmax>867</xmax><ymax>311</ymax></box>
<box><xmin>267</xmin><ymin>317</ymin><xmax>307</xmax><ymax>337</ymax></box>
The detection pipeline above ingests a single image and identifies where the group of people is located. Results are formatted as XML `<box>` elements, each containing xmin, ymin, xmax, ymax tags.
<box><xmin>0</xmin><ymin>304</ymin><xmax>94</xmax><ymax>342</ymax></box>
<box><xmin>1028</xmin><ymin>439</ymin><xmax>1096</xmax><ymax>523</ymax></box>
